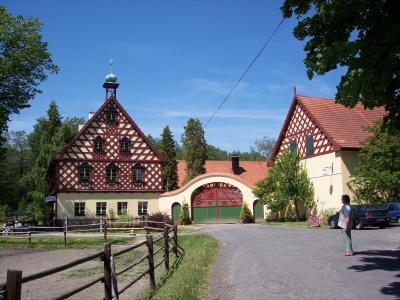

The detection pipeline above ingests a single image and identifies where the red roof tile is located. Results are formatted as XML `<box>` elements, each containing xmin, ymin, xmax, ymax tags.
<box><xmin>176</xmin><ymin>160</ymin><xmax>268</xmax><ymax>188</ymax></box>
<box><xmin>298</xmin><ymin>95</ymin><xmax>386</xmax><ymax>149</ymax></box>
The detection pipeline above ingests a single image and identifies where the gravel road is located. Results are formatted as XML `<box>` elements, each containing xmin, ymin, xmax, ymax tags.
<box><xmin>201</xmin><ymin>224</ymin><xmax>400</xmax><ymax>300</ymax></box>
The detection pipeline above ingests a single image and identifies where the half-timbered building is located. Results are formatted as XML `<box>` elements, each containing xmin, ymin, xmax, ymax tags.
<box><xmin>269</xmin><ymin>88</ymin><xmax>385</xmax><ymax>217</ymax></box>
<box><xmin>47</xmin><ymin>72</ymin><xmax>167</xmax><ymax>221</ymax></box>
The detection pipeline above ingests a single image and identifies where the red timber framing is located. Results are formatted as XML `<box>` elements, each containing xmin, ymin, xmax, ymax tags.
<box><xmin>192</xmin><ymin>182</ymin><xmax>243</xmax><ymax>207</ymax></box>
<box><xmin>269</xmin><ymin>87</ymin><xmax>341</xmax><ymax>163</ymax></box>
<box><xmin>48</xmin><ymin>84</ymin><xmax>167</xmax><ymax>194</ymax></box>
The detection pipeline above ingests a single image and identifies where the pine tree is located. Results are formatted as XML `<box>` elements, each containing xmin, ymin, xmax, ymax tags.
<box><xmin>159</xmin><ymin>125</ymin><xmax>179</xmax><ymax>191</ymax></box>
<box><xmin>47</xmin><ymin>100</ymin><xmax>63</xmax><ymax>137</ymax></box>
<box><xmin>181</xmin><ymin>118</ymin><xmax>207</xmax><ymax>185</ymax></box>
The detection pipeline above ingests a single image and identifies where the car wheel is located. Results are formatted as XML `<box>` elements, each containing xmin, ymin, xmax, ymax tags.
<box><xmin>397</xmin><ymin>217</ymin><xmax>400</xmax><ymax>226</ymax></box>
<box><xmin>329</xmin><ymin>219</ymin><xmax>336</xmax><ymax>229</ymax></box>
<box><xmin>356</xmin><ymin>221</ymin><xmax>363</xmax><ymax>230</ymax></box>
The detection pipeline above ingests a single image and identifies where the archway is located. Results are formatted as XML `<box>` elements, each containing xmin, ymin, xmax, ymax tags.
<box><xmin>191</xmin><ymin>182</ymin><xmax>243</xmax><ymax>223</ymax></box>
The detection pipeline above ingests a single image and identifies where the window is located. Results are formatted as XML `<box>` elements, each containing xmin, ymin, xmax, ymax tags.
<box><xmin>94</xmin><ymin>136</ymin><xmax>104</xmax><ymax>152</ymax></box>
<box><xmin>96</xmin><ymin>202</ymin><xmax>107</xmax><ymax>216</ymax></box>
<box><xmin>75</xmin><ymin>203</ymin><xmax>85</xmax><ymax>216</ymax></box>
<box><xmin>118</xmin><ymin>202</ymin><xmax>128</xmax><ymax>215</ymax></box>
<box><xmin>132</xmin><ymin>162</ymin><xmax>145</xmax><ymax>182</ymax></box>
<box><xmin>306</xmin><ymin>136</ymin><xmax>313</xmax><ymax>155</ymax></box>
<box><xmin>106</xmin><ymin>161</ymin><xmax>118</xmax><ymax>182</ymax></box>
<box><xmin>107</xmin><ymin>168</ymin><xmax>117</xmax><ymax>181</ymax></box>
<box><xmin>290</xmin><ymin>140</ymin><xmax>296</xmax><ymax>153</ymax></box>
<box><xmin>106</xmin><ymin>105</ymin><xmax>118</xmax><ymax>122</ymax></box>
<box><xmin>138</xmin><ymin>202</ymin><xmax>148</xmax><ymax>215</ymax></box>
<box><xmin>79</xmin><ymin>161</ymin><xmax>92</xmax><ymax>182</ymax></box>
<box><xmin>120</xmin><ymin>137</ymin><xmax>130</xmax><ymax>152</ymax></box>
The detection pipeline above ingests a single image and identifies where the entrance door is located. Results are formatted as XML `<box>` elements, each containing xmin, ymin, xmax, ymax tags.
<box><xmin>172</xmin><ymin>203</ymin><xmax>181</xmax><ymax>223</ymax></box>
<box><xmin>253</xmin><ymin>200</ymin><xmax>264</xmax><ymax>223</ymax></box>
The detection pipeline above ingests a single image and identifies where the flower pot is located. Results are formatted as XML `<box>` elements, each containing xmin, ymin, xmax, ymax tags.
<box><xmin>181</xmin><ymin>220</ymin><xmax>188</xmax><ymax>225</ymax></box>
<box><xmin>242</xmin><ymin>219</ymin><xmax>250</xmax><ymax>223</ymax></box>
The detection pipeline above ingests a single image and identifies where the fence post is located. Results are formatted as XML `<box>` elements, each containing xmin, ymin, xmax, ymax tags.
<box><xmin>64</xmin><ymin>217</ymin><xmax>68</xmax><ymax>232</ymax></box>
<box><xmin>147</xmin><ymin>234</ymin><xmax>155</xmax><ymax>290</ymax></box>
<box><xmin>63</xmin><ymin>223</ymin><xmax>67</xmax><ymax>246</ymax></box>
<box><xmin>164</xmin><ymin>225</ymin><xmax>169</xmax><ymax>271</ymax></box>
<box><xmin>145</xmin><ymin>219</ymin><xmax>149</xmax><ymax>235</ymax></box>
<box><xmin>6</xmin><ymin>269</ymin><xmax>22</xmax><ymax>300</ymax></box>
<box><xmin>173</xmin><ymin>225</ymin><xmax>178</xmax><ymax>257</ymax></box>
<box><xmin>104</xmin><ymin>218</ymin><xmax>107</xmax><ymax>243</ymax></box>
<box><xmin>104</xmin><ymin>243</ymin><xmax>112</xmax><ymax>300</ymax></box>
<box><xmin>100</xmin><ymin>217</ymin><xmax>103</xmax><ymax>233</ymax></box>
<box><xmin>28</xmin><ymin>232</ymin><xmax>31</xmax><ymax>245</ymax></box>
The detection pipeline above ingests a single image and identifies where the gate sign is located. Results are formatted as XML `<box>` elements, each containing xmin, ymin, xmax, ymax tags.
<box><xmin>316</xmin><ymin>201</ymin><xmax>327</xmax><ymax>205</ymax></box>
<box><xmin>46</xmin><ymin>196</ymin><xmax>56</xmax><ymax>203</ymax></box>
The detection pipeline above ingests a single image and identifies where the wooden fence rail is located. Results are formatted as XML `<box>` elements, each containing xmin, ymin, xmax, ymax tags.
<box><xmin>0</xmin><ymin>223</ymin><xmax>178</xmax><ymax>300</ymax></box>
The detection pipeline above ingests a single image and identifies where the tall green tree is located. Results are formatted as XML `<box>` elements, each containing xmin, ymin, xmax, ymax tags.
<box><xmin>147</xmin><ymin>134</ymin><xmax>161</xmax><ymax>150</ymax></box>
<box><xmin>181</xmin><ymin>118</ymin><xmax>207</xmax><ymax>185</ymax></box>
<box><xmin>253</xmin><ymin>148</ymin><xmax>315</xmax><ymax>220</ymax></box>
<box><xmin>47</xmin><ymin>100</ymin><xmax>62</xmax><ymax>137</ymax></box>
<box><xmin>0</xmin><ymin>6</ymin><xmax>59</xmax><ymax>158</ymax></box>
<box><xmin>207</xmin><ymin>145</ymin><xmax>228</xmax><ymax>160</ymax></box>
<box><xmin>348</xmin><ymin>120</ymin><xmax>400</xmax><ymax>206</ymax></box>
<box><xmin>253</xmin><ymin>135</ymin><xmax>276</xmax><ymax>161</ymax></box>
<box><xmin>159</xmin><ymin>125</ymin><xmax>179</xmax><ymax>192</ymax></box>
<box><xmin>281</xmin><ymin>0</ymin><xmax>400</xmax><ymax>130</ymax></box>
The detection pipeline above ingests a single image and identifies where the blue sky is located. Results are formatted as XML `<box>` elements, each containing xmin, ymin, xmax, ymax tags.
<box><xmin>3</xmin><ymin>0</ymin><xmax>343</xmax><ymax>153</ymax></box>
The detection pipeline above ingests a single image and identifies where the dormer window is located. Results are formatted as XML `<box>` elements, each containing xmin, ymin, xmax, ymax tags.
<box><xmin>106</xmin><ymin>105</ymin><xmax>118</xmax><ymax>123</ymax></box>
<box><xmin>94</xmin><ymin>136</ymin><xmax>104</xmax><ymax>152</ymax></box>
<box><xmin>132</xmin><ymin>162</ymin><xmax>145</xmax><ymax>183</ymax></box>
<box><xmin>106</xmin><ymin>161</ymin><xmax>119</xmax><ymax>182</ymax></box>
<box><xmin>120</xmin><ymin>137</ymin><xmax>130</xmax><ymax>152</ymax></box>
<box><xmin>79</xmin><ymin>161</ymin><xmax>92</xmax><ymax>182</ymax></box>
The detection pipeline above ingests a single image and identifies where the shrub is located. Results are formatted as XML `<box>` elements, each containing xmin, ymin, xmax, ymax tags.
<box><xmin>180</xmin><ymin>198</ymin><xmax>191</xmax><ymax>223</ymax></box>
<box><xmin>279</xmin><ymin>217</ymin><xmax>295</xmax><ymax>222</ymax></box>
<box><xmin>239</xmin><ymin>202</ymin><xmax>253</xmax><ymax>220</ymax></box>
<box><xmin>116</xmin><ymin>213</ymin><xmax>133</xmax><ymax>228</ymax></box>
<box><xmin>108</xmin><ymin>208</ymin><xmax>115</xmax><ymax>220</ymax></box>
<box><xmin>147</xmin><ymin>211</ymin><xmax>173</xmax><ymax>228</ymax></box>
<box><xmin>318</xmin><ymin>208</ymin><xmax>340</xmax><ymax>224</ymax></box>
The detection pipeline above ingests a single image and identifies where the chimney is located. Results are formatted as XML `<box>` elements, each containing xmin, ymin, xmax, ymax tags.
<box><xmin>78</xmin><ymin>124</ymin><xmax>84</xmax><ymax>131</ymax></box>
<box><xmin>231</xmin><ymin>152</ymin><xmax>240</xmax><ymax>175</ymax></box>
<box><xmin>88</xmin><ymin>112</ymin><xmax>95</xmax><ymax>120</ymax></box>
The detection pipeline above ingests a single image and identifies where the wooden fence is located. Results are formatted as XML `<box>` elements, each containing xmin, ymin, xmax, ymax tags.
<box><xmin>0</xmin><ymin>222</ymin><xmax>179</xmax><ymax>300</ymax></box>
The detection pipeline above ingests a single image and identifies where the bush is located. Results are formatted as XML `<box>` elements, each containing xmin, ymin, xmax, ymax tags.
<box><xmin>116</xmin><ymin>213</ymin><xmax>134</xmax><ymax>228</ymax></box>
<box><xmin>179</xmin><ymin>199</ymin><xmax>190</xmax><ymax>223</ymax></box>
<box><xmin>239</xmin><ymin>202</ymin><xmax>253</xmax><ymax>220</ymax></box>
<box><xmin>279</xmin><ymin>217</ymin><xmax>295</xmax><ymax>222</ymax></box>
<box><xmin>318</xmin><ymin>208</ymin><xmax>339</xmax><ymax>223</ymax></box>
<box><xmin>147</xmin><ymin>211</ymin><xmax>173</xmax><ymax>228</ymax></box>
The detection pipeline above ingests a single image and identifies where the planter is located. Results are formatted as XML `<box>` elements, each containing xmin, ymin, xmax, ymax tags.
<box><xmin>181</xmin><ymin>220</ymin><xmax>188</xmax><ymax>225</ymax></box>
<box><xmin>242</xmin><ymin>219</ymin><xmax>250</xmax><ymax>224</ymax></box>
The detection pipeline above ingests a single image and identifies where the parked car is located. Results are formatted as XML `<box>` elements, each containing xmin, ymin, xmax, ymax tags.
<box><xmin>379</xmin><ymin>202</ymin><xmax>400</xmax><ymax>225</ymax></box>
<box><xmin>328</xmin><ymin>204</ymin><xmax>391</xmax><ymax>229</ymax></box>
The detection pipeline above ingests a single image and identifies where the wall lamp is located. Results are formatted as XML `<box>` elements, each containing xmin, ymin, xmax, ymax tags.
<box><xmin>322</xmin><ymin>163</ymin><xmax>333</xmax><ymax>176</ymax></box>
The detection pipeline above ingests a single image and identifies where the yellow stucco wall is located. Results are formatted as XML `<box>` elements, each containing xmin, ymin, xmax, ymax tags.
<box><xmin>56</xmin><ymin>193</ymin><xmax>160</xmax><ymax>219</ymax></box>
<box><xmin>159</xmin><ymin>175</ymin><xmax>260</xmax><ymax>220</ymax></box>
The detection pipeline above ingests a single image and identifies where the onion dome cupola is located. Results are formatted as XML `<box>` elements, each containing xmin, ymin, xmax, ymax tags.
<box><xmin>103</xmin><ymin>59</ymin><xmax>120</xmax><ymax>100</ymax></box>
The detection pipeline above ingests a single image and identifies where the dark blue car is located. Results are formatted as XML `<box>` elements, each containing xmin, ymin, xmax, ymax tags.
<box><xmin>328</xmin><ymin>204</ymin><xmax>391</xmax><ymax>229</ymax></box>
<box><xmin>379</xmin><ymin>203</ymin><xmax>400</xmax><ymax>225</ymax></box>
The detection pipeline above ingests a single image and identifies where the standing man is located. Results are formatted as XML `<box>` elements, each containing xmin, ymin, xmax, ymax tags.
<box><xmin>338</xmin><ymin>195</ymin><xmax>354</xmax><ymax>256</ymax></box>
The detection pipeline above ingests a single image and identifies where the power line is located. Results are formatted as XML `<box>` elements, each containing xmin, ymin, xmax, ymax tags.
<box><xmin>203</xmin><ymin>18</ymin><xmax>285</xmax><ymax>129</ymax></box>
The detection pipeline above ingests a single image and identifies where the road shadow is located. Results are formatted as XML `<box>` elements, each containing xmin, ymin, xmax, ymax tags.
<box><xmin>348</xmin><ymin>249</ymin><xmax>400</xmax><ymax>298</ymax></box>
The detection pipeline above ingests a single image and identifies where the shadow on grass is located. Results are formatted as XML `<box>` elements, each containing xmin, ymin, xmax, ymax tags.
<box><xmin>348</xmin><ymin>248</ymin><xmax>400</xmax><ymax>298</ymax></box>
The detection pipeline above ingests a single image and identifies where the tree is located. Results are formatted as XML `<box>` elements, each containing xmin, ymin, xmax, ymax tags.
<box><xmin>253</xmin><ymin>135</ymin><xmax>276</xmax><ymax>161</ymax></box>
<box><xmin>147</xmin><ymin>134</ymin><xmax>161</xmax><ymax>150</ymax></box>
<box><xmin>47</xmin><ymin>100</ymin><xmax>62</xmax><ymax>137</ymax></box>
<box><xmin>281</xmin><ymin>0</ymin><xmax>400</xmax><ymax>130</ymax></box>
<box><xmin>348</xmin><ymin>120</ymin><xmax>400</xmax><ymax>206</ymax></box>
<box><xmin>181</xmin><ymin>118</ymin><xmax>207</xmax><ymax>185</ymax></box>
<box><xmin>207</xmin><ymin>145</ymin><xmax>228</xmax><ymax>160</ymax></box>
<box><xmin>253</xmin><ymin>148</ymin><xmax>315</xmax><ymax>220</ymax></box>
<box><xmin>159</xmin><ymin>125</ymin><xmax>179</xmax><ymax>192</ymax></box>
<box><xmin>0</xmin><ymin>6</ymin><xmax>59</xmax><ymax>157</ymax></box>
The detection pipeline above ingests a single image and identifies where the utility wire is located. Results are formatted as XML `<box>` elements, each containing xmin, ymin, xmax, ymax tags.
<box><xmin>203</xmin><ymin>18</ymin><xmax>285</xmax><ymax>129</ymax></box>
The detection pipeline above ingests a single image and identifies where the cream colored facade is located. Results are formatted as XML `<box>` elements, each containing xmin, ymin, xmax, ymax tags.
<box><xmin>159</xmin><ymin>174</ymin><xmax>260</xmax><ymax>220</ymax></box>
<box><xmin>56</xmin><ymin>192</ymin><xmax>160</xmax><ymax>219</ymax></box>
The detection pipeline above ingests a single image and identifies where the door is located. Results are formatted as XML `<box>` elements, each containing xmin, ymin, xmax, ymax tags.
<box><xmin>253</xmin><ymin>200</ymin><xmax>264</xmax><ymax>223</ymax></box>
<box><xmin>172</xmin><ymin>203</ymin><xmax>181</xmax><ymax>223</ymax></box>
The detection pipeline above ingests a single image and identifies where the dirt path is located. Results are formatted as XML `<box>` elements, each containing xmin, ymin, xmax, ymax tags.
<box><xmin>0</xmin><ymin>244</ymin><xmax>148</xmax><ymax>300</ymax></box>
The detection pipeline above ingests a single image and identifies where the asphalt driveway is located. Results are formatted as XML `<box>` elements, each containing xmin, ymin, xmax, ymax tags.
<box><xmin>201</xmin><ymin>224</ymin><xmax>400</xmax><ymax>300</ymax></box>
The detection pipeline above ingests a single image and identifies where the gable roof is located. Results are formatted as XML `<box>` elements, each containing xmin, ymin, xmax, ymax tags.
<box><xmin>176</xmin><ymin>160</ymin><xmax>268</xmax><ymax>189</ymax></box>
<box><xmin>270</xmin><ymin>93</ymin><xmax>386</xmax><ymax>161</ymax></box>
<box><xmin>52</xmin><ymin>94</ymin><xmax>167</xmax><ymax>162</ymax></box>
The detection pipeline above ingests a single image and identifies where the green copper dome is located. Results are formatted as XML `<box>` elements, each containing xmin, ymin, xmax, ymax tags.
<box><xmin>105</xmin><ymin>72</ymin><xmax>117</xmax><ymax>83</ymax></box>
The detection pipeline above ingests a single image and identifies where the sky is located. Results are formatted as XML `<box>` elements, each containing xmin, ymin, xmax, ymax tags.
<box><xmin>3</xmin><ymin>0</ymin><xmax>344</xmax><ymax>153</ymax></box>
